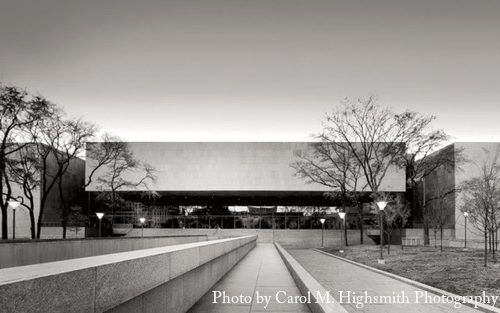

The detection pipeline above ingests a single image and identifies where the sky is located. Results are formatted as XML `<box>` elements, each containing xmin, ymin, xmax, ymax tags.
<box><xmin>1</xmin><ymin>0</ymin><xmax>499</xmax><ymax>142</ymax></box>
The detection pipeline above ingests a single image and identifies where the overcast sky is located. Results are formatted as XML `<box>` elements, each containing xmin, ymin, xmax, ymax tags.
<box><xmin>1</xmin><ymin>0</ymin><xmax>499</xmax><ymax>142</ymax></box>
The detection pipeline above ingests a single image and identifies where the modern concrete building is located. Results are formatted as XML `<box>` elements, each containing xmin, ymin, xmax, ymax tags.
<box><xmin>85</xmin><ymin>142</ymin><xmax>406</xmax><ymax>206</ymax></box>
<box><xmin>416</xmin><ymin>142</ymin><xmax>500</xmax><ymax>246</ymax></box>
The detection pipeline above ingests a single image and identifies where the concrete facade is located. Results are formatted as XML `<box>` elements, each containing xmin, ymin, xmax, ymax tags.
<box><xmin>420</xmin><ymin>142</ymin><xmax>500</xmax><ymax>243</ymax></box>
<box><xmin>0</xmin><ymin>236</ymin><xmax>257</xmax><ymax>313</ymax></box>
<box><xmin>125</xmin><ymin>228</ymin><xmax>373</xmax><ymax>248</ymax></box>
<box><xmin>85</xmin><ymin>142</ymin><xmax>406</xmax><ymax>193</ymax></box>
<box><xmin>0</xmin><ymin>235</ymin><xmax>208</xmax><ymax>269</ymax></box>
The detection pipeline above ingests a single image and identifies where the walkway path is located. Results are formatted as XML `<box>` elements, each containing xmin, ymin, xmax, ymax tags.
<box><xmin>288</xmin><ymin>249</ymin><xmax>485</xmax><ymax>313</ymax></box>
<box><xmin>189</xmin><ymin>244</ymin><xmax>310</xmax><ymax>313</ymax></box>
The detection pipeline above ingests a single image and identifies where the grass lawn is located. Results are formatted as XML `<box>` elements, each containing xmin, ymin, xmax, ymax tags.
<box><xmin>324</xmin><ymin>244</ymin><xmax>500</xmax><ymax>307</ymax></box>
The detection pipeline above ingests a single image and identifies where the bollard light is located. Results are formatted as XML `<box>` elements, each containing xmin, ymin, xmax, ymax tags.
<box><xmin>7</xmin><ymin>200</ymin><xmax>20</xmax><ymax>209</ymax></box>
<box><xmin>96</xmin><ymin>212</ymin><xmax>104</xmax><ymax>237</ymax></box>
<box><xmin>376</xmin><ymin>201</ymin><xmax>387</xmax><ymax>211</ymax></box>
<box><xmin>376</xmin><ymin>201</ymin><xmax>388</xmax><ymax>264</ymax></box>
<box><xmin>8</xmin><ymin>200</ymin><xmax>20</xmax><ymax>240</ymax></box>
<box><xmin>319</xmin><ymin>218</ymin><xmax>326</xmax><ymax>248</ymax></box>
<box><xmin>140</xmin><ymin>217</ymin><xmax>146</xmax><ymax>237</ymax></box>
<box><xmin>338</xmin><ymin>212</ymin><xmax>346</xmax><ymax>249</ymax></box>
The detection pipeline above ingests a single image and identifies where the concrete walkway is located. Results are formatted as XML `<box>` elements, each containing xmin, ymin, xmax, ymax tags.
<box><xmin>288</xmin><ymin>249</ymin><xmax>485</xmax><ymax>313</ymax></box>
<box><xmin>188</xmin><ymin>244</ymin><xmax>310</xmax><ymax>313</ymax></box>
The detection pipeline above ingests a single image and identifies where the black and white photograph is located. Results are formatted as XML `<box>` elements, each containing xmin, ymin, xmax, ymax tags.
<box><xmin>1</xmin><ymin>0</ymin><xmax>500</xmax><ymax>312</ymax></box>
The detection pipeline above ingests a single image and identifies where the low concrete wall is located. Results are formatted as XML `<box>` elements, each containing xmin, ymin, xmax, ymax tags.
<box><xmin>402</xmin><ymin>229</ymin><xmax>487</xmax><ymax>249</ymax></box>
<box><xmin>403</xmin><ymin>228</ymin><xmax>454</xmax><ymax>243</ymax></box>
<box><xmin>125</xmin><ymin>228</ymin><xmax>373</xmax><ymax>248</ymax></box>
<box><xmin>275</xmin><ymin>243</ymin><xmax>348</xmax><ymax>313</ymax></box>
<box><xmin>0</xmin><ymin>235</ymin><xmax>208</xmax><ymax>269</ymax></box>
<box><xmin>448</xmin><ymin>239</ymin><xmax>486</xmax><ymax>249</ymax></box>
<box><xmin>39</xmin><ymin>226</ymin><xmax>86</xmax><ymax>239</ymax></box>
<box><xmin>0</xmin><ymin>236</ymin><xmax>256</xmax><ymax>313</ymax></box>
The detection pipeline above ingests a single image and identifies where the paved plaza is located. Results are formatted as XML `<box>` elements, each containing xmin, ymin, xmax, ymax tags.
<box><xmin>188</xmin><ymin>244</ymin><xmax>310</xmax><ymax>313</ymax></box>
<box><xmin>288</xmin><ymin>249</ymin><xmax>485</xmax><ymax>313</ymax></box>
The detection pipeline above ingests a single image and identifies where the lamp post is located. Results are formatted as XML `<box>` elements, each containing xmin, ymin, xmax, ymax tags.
<box><xmin>139</xmin><ymin>217</ymin><xmax>146</xmax><ymax>237</ymax></box>
<box><xmin>376</xmin><ymin>201</ymin><xmax>388</xmax><ymax>264</ymax></box>
<box><xmin>463</xmin><ymin>212</ymin><xmax>469</xmax><ymax>249</ymax></box>
<box><xmin>96</xmin><ymin>212</ymin><xmax>104</xmax><ymax>237</ymax></box>
<box><xmin>8</xmin><ymin>200</ymin><xmax>20</xmax><ymax>240</ymax></box>
<box><xmin>320</xmin><ymin>218</ymin><xmax>326</xmax><ymax>248</ymax></box>
<box><xmin>338</xmin><ymin>212</ymin><xmax>346</xmax><ymax>252</ymax></box>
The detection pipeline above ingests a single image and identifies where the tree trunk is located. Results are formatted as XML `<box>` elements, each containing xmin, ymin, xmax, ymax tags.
<box><xmin>440</xmin><ymin>226</ymin><xmax>443</xmax><ymax>252</ymax></box>
<box><xmin>36</xmin><ymin>200</ymin><xmax>46</xmax><ymax>239</ymax></box>
<box><xmin>29</xmin><ymin>209</ymin><xmax>36</xmax><ymax>239</ymax></box>
<box><xmin>111</xmin><ymin>190</ymin><xmax>116</xmax><ymax>228</ymax></box>
<box><xmin>489</xmin><ymin>229</ymin><xmax>492</xmax><ymax>253</ymax></box>
<box><xmin>26</xmin><ymin>191</ymin><xmax>36</xmax><ymax>239</ymax></box>
<box><xmin>484</xmin><ymin>227</ymin><xmax>488</xmax><ymax>267</ymax></box>
<box><xmin>341</xmin><ymin>198</ymin><xmax>348</xmax><ymax>247</ymax></box>
<box><xmin>494</xmin><ymin>229</ymin><xmax>498</xmax><ymax>254</ymax></box>
<box><xmin>344</xmin><ymin>220</ymin><xmax>348</xmax><ymax>246</ymax></box>
<box><xmin>424</xmin><ymin>222</ymin><xmax>430</xmax><ymax>245</ymax></box>
<box><xmin>58</xmin><ymin>175</ymin><xmax>69</xmax><ymax>239</ymax></box>
<box><xmin>1</xmin><ymin>161</ymin><xmax>9</xmax><ymax>239</ymax></box>
<box><xmin>1</xmin><ymin>205</ymin><xmax>7</xmax><ymax>239</ymax></box>
<box><xmin>492</xmin><ymin>229</ymin><xmax>496</xmax><ymax>262</ymax></box>
<box><xmin>400</xmin><ymin>228</ymin><xmax>404</xmax><ymax>250</ymax></box>
<box><xmin>387</xmin><ymin>234</ymin><xmax>391</xmax><ymax>254</ymax></box>
<box><xmin>358</xmin><ymin>202</ymin><xmax>364</xmax><ymax>244</ymax></box>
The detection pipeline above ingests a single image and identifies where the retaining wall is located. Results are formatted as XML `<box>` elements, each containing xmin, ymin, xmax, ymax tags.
<box><xmin>0</xmin><ymin>235</ymin><xmax>256</xmax><ymax>313</ymax></box>
<box><xmin>125</xmin><ymin>228</ymin><xmax>373</xmax><ymax>248</ymax></box>
<box><xmin>0</xmin><ymin>235</ymin><xmax>208</xmax><ymax>269</ymax></box>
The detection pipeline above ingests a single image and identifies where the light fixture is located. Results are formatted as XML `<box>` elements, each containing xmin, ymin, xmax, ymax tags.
<box><xmin>463</xmin><ymin>212</ymin><xmax>469</xmax><ymax>217</ymax></box>
<box><xmin>139</xmin><ymin>217</ymin><xmax>146</xmax><ymax>224</ymax></box>
<box><xmin>319</xmin><ymin>218</ymin><xmax>326</xmax><ymax>224</ymax></box>
<box><xmin>338</xmin><ymin>212</ymin><xmax>346</xmax><ymax>220</ymax></box>
<box><xmin>96</xmin><ymin>212</ymin><xmax>104</xmax><ymax>237</ymax></box>
<box><xmin>8</xmin><ymin>200</ymin><xmax>20</xmax><ymax>209</ymax></box>
<box><xmin>376</xmin><ymin>201</ymin><xmax>388</xmax><ymax>211</ymax></box>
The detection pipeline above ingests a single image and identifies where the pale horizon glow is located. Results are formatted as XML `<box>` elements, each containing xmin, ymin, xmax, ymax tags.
<box><xmin>1</xmin><ymin>0</ymin><xmax>499</xmax><ymax>142</ymax></box>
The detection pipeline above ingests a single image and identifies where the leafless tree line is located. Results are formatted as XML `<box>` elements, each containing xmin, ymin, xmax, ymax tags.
<box><xmin>460</xmin><ymin>145</ymin><xmax>500</xmax><ymax>266</ymax></box>
<box><xmin>1</xmin><ymin>83</ymin><xmax>156</xmax><ymax>239</ymax></box>
<box><xmin>292</xmin><ymin>96</ymin><xmax>453</xmax><ymax>247</ymax></box>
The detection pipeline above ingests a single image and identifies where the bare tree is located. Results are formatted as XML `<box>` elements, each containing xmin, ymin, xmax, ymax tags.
<box><xmin>84</xmin><ymin>133</ymin><xmax>129</xmax><ymax>188</ymax></box>
<box><xmin>6</xmin><ymin>145</ymin><xmax>40</xmax><ymax>238</ymax></box>
<box><xmin>53</xmin><ymin>118</ymin><xmax>96</xmax><ymax>238</ymax></box>
<box><xmin>427</xmin><ymin>181</ymin><xmax>454</xmax><ymax>252</ymax></box>
<box><xmin>302</xmin><ymin>96</ymin><xmax>449</xmax><ymax>245</ymax></box>
<box><xmin>401</xmin><ymin>117</ymin><xmax>457</xmax><ymax>245</ymax></box>
<box><xmin>321</xmin><ymin>97</ymin><xmax>415</xmax><ymax>194</ymax></box>
<box><xmin>460</xmin><ymin>145</ymin><xmax>500</xmax><ymax>266</ymax></box>
<box><xmin>93</xmin><ymin>142</ymin><xmax>156</xmax><ymax>226</ymax></box>
<box><xmin>391</xmin><ymin>195</ymin><xmax>411</xmax><ymax>251</ymax></box>
<box><xmin>376</xmin><ymin>194</ymin><xmax>410</xmax><ymax>254</ymax></box>
<box><xmin>292</xmin><ymin>141</ymin><xmax>365</xmax><ymax>245</ymax></box>
<box><xmin>29</xmin><ymin>111</ymin><xmax>96</xmax><ymax>238</ymax></box>
<box><xmin>1</xmin><ymin>84</ymin><xmax>54</xmax><ymax>239</ymax></box>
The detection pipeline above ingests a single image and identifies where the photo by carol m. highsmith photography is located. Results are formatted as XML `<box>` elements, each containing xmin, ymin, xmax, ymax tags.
<box><xmin>1</xmin><ymin>0</ymin><xmax>500</xmax><ymax>313</ymax></box>
<box><xmin>212</xmin><ymin>290</ymin><xmax>500</xmax><ymax>310</ymax></box>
